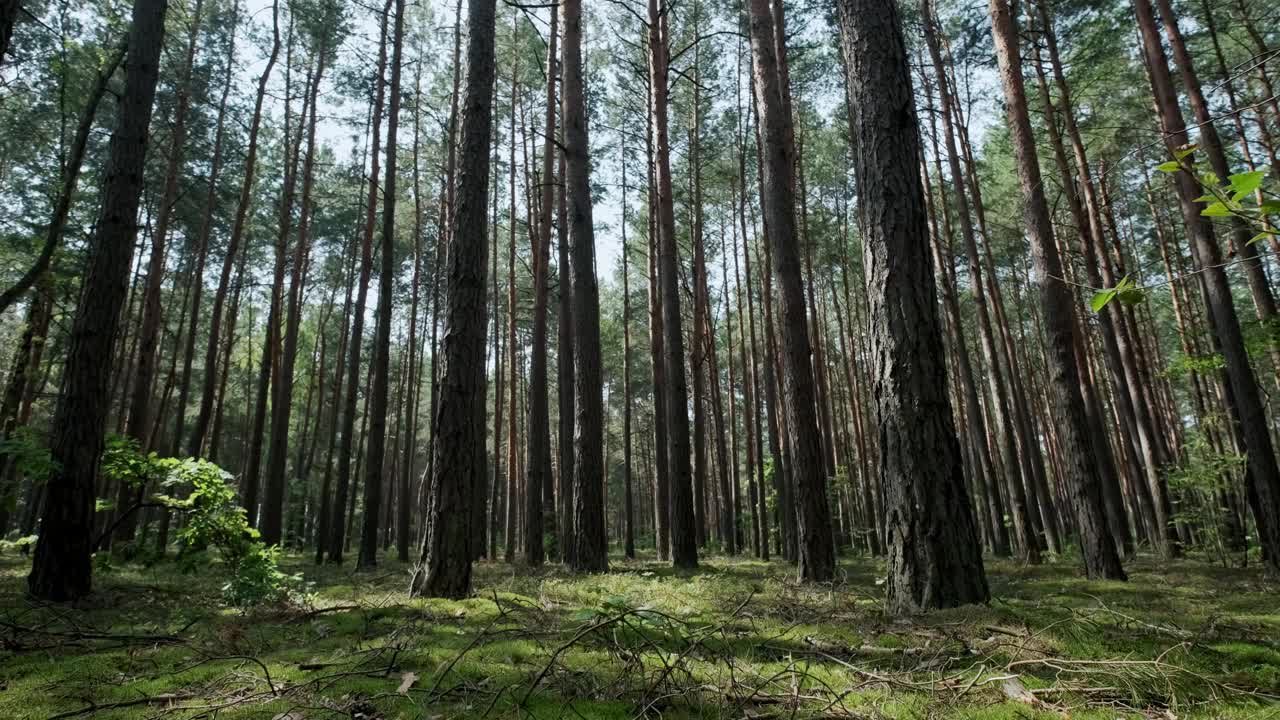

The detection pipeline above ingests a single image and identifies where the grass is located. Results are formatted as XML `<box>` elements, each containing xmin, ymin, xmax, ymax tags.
<box><xmin>1</xmin><ymin>549</ymin><xmax>1277</xmax><ymax>719</ymax></box>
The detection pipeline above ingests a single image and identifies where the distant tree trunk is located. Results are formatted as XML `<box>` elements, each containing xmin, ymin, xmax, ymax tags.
<box><xmin>1026</xmin><ymin>1</ymin><xmax>1132</xmax><ymax>557</ymax></box>
<box><xmin>749</xmin><ymin>0</ymin><xmax>833</xmax><ymax>581</ymax></box>
<box><xmin>836</xmin><ymin>0</ymin><xmax>988</xmax><ymax>612</ymax></box>
<box><xmin>410</xmin><ymin>0</ymin><xmax>496</xmax><ymax>598</ymax></box>
<box><xmin>644</xmin><ymin>79</ymin><xmax>669</xmax><ymax>562</ymax></box>
<box><xmin>27</xmin><ymin>0</ymin><xmax>168</xmax><ymax>602</ymax></box>
<box><xmin>358</xmin><ymin>0</ymin><xmax>404</xmax><ymax>569</ymax></box>
<box><xmin>919</xmin><ymin>0</ymin><xmax>1039</xmax><ymax>563</ymax></box>
<box><xmin>264</xmin><ymin>40</ymin><xmax>327</xmax><ymax>547</ymax></box>
<box><xmin>732</xmin><ymin>180</ymin><xmax>761</xmax><ymax>557</ymax></box>
<box><xmin>1153</xmin><ymin>0</ymin><xmax>1279</xmax><ymax>367</ymax></box>
<box><xmin>563</xmin><ymin>0</ymin><xmax>606</xmax><ymax>573</ymax></box>
<box><xmin>649</xmin><ymin>0</ymin><xmax>697</xmax><ymax>570</ymax></box>
<box><xmin>988</xmin><ymin>0</ymin><xmax>1126</xmax><ymax>580</ymax></box>
<box><xmin>523</xmin><ymin>3</ymin><xmax>558</xmax><ymax>568</ymax></box>
<box><xmin>315</xmin><ymin>236</ymin><xmax>357</xmax><ymax>564</ymax></box>
<box><xmin>188</xmin><ymin>0</ymin><xmax>281</xmax><ymax>459</ymax></box>
<box><xmin>621</xmin><ymin>138</ymin><xmax>636</xmax><ymax>560</ymax></box>
<box><xmin>171</xmin><ymin>7</ymin><xmax>237</xmax><ymax>461</ymax></box>
<box><xmin>734</xmin><ymin>53</ymin><xmax>768</xmax><ymax>559</ymax></box>
<box><xmin>689</xmin><ymin>10</ymin><xmax>709</xmax><ymax>547</ymax></box>
<box><xmin>724</xmin><ymin>241</ymin><xmax>743</xmax><ymax>555</ymax></box>
<box><xmin>1134</xmin><ymin>0</ymin><xmax>1280</xmax><ymax>575</ymax></box>
<box><xmin>328</xmin><ymin>0</ymin><xmax>390</xmax><ymax>563</ymax></box>
<box><xmin>557</xmin><ymin>150</ymin><xmax>577</xmax><ymax>565</ymax></box>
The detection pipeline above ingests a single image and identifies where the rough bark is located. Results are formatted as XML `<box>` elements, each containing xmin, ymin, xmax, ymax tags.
<box><xmin>410</xmin><ymin>0</ymin><xmax>496</xmax><ymax>598</ymax></box>
<box><xmin>749</xmin><ymin>0</ymin><xmax>834</xmax><ymax>581</ymax></box>
<box><xmin>837</xmin><ymin>0</ymin><xmax>989</xmax><ymax>612</ymax></box>
<box><xmin>563</xmin><ymin>0</ymin><xmax>606</xmax><ymax>573</ymax></box>
<box><xmin>27</xmin><ymin>0</ymin><xmax>168</xmax><ymax>601</ymax></box>
<box><xmin>649</xmin><ymin>0</ymin><xmax>697</xmax><ymax>570</ymax></box>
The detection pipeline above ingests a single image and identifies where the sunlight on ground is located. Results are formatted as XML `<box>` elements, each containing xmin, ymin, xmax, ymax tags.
<box><xmin>1</xmin><ymin>551</ymin><xmax>1277</xmax><ymax>719</ymax></box>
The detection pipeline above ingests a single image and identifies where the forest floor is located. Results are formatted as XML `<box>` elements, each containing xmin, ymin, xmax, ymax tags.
<box><xmin>0</xmin><ymin>550</ymin><xmax>1277</xmax><ymax>719</ymax></box>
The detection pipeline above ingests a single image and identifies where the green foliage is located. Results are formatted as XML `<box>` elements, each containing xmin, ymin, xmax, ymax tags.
<box><xmin>1164</xmin><ymin>350</ymin><xmax>1226</xmax><ymax>380</ymax></box>
<box><xmin>1089</xmin><ymin>274</ymin><xmax>1145</xmax><ymax>313</ymax></box>
<box><xmin>0</xmin><ymin>534</ymin><xmax>37</xmax><ymax>555</ymax></box>
<box><xmin>1157</xmin><ymin>149</ymin><xmax>1278</xmax><ymax>246</ymax></box>
<box><xmin>1167</xmin><ymin>424</ymin><xmax>1246</xmax><ymax>566</ymax></box>
<box><xmin>100</xmin><ymin>434</ymin><xmax>160</xmax><ymax>490</ymax></box>
<box><xmin>99</xmin><ymin>437</ymin><xmax>301</xmax><ymax>608</ymax></box>
<box><xmin>0</xmin><ymin>426</ymin><xmax>58</xmax><ymax>493</ymax></box>
<box><xmin>156</xmin><ymin>458</ymin><xmax>305</xmax><ymax>608</ymax></box>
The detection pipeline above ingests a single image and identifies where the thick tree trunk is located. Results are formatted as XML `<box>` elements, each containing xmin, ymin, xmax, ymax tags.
<box><xmin>563</xmin><ymin>0</ymin><xmax>606</xmax><ymax>573</ymax></box>
<box><xmin>27</xmin><ymin>0</ymin><xmax>168</xmax><ymax>602</ymax></box>
<box><xmin>837</xmin><ymin>0</ymin><xmax>988</xmax><ymax>612</ymax></box>
<box><xmin>410</xmin><ymin>0</ymin><xmax>496</xmax><ymax>598</ymax></box>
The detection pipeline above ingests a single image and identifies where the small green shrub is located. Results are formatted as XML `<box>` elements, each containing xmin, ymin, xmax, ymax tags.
<box><xmin>156</xmin><ymin>458</ymin><xmax>305</xmax><ymax>608</ymax></box>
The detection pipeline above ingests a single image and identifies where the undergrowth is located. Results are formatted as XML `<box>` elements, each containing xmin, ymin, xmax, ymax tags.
<box><xmin>0</xmin><ymin>551</ymin><xmax>1276</xmax><ymax>719</ymax></box>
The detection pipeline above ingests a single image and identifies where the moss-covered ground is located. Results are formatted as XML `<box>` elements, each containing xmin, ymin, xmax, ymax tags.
<box><xmin>1</xmin><ymin>551</ymin><xmax>1277</xmax><ymax>719</ymax></box>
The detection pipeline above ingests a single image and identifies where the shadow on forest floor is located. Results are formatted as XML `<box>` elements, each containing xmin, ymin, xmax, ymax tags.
<box><xmin>1</xmin><ymin>549</ymin><xmax>1277</xmax><ymax>719</ymax></box>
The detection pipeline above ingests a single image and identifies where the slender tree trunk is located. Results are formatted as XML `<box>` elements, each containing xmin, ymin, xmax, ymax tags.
<box><xmin>649</xmin><ymin>0</ymin><xmax>697</xmax><ymax>570</ymax></box>
<box><xmin>358</xmin><ymin>0</ymin><xmax>404</xmax><ymax>569</ymax></box>
<box><xmin>1134</xmin><ymin>0</ymin><xmax>1280</xmax><ymax>574</ymax></box>
<box><xmin>989</xmin><ymin>0</ymin><xmax>1125</xmax><ymax>579</ymax></box>
<box><xmin>27</xmin><ymin>0</ymin><xmax>168</xmax><ymax>601</ymax></box>
<box><xmin>644</xmin><ymin>78</ymin><xmax>668</xmax><ymax>562</ymax></box>
<box><xmin>524</xmin><ymin>3</ymin><xmax>558</xmax><ymax>567</ymax></box>
<box><xmin>188</xmin><ymin>0</ymin><xmax>280</xmax><ymax>458</ymax></box>
<box><xmin>621</xmin><ymin>137</ymin><xmax>636</xmax><ymax>560</ymax></box>
<box><xmin>264</xmin><ymin>42</ymin><xmax>328</xmax><ymax>547</ymax></box>
<box><xmin>329</xmin><ymin>0</ymin><xmax>390</xmax><ymax>562</ymax></box>
<box><xmin>749</xmin><ymin>0</ymin><xmax>834</xmax><ymax>581</ymax></box>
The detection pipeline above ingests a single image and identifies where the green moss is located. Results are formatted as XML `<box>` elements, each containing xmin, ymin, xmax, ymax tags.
<box><xmin>2</xmin><ymin>552</ymin><xmax>1278</xmax><ymax>719</ymax></box>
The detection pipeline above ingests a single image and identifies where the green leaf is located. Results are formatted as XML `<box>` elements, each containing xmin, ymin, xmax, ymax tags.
<box><xmin>1248</xmin><ymin>232</ymin><xmax>1272</xmax><ymax>246</ymax></box>
<box><xmin>1201</xmin><ymin>202</ymin><xmax>1233</xmax><ymax>217</ymax></box>
<box><xmin>1258</xmin><ymin>200</ymin><xmax>1280</xmax><ymax>214</ymax></box>
<box><xmin>1156</xmin><ymin>160</ymin><xmax>1181</xmax><ymax>173</ymax></box>
<box><xmin>1174</xmin><ymin>144</ymin><xmax>1199</xmax><ymax>160</ymax></box>
<box><xmin>1193</xmin><ymin>193</ymin><xmax>1217</xmax><ymax>203</ymax></box>
<box><xmin>1091</xmin><ymin>288</ymin><xmax>1119</xmax><ymax>313</ymax></box>
<box><xmin>1228</xmin><ymin>170</ymin><xmax>1266</xmax><ymax>198</ymax></box>
<box><xmin>1116</xmin><ymin>287</ymin><xmax>1146</xmax><ymax>306</ymax></box>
